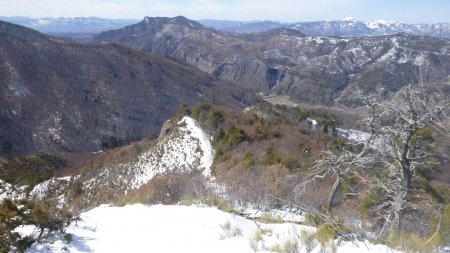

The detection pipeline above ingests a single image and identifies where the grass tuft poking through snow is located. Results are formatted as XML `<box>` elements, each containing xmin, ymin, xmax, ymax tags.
<box><xmin>219</xmin><ymin>220</ymin><xmax>242</xmax><ymax>239</ymax></box>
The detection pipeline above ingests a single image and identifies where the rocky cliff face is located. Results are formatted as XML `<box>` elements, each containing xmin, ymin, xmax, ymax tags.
<box><xmin>95</xmin><ymin>17</ymin><xmax>450</xmax><ymax>106</ymax></box>
<box><xmin>0</xmin><ymin>20</ymin><xmax>259</xmax><ymax>155</ymax></box>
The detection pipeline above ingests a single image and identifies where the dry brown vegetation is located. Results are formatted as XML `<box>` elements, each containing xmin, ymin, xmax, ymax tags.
<box><xmin>184</xmin><ymin>103</ymin><xmax>345</xmax><ymax>210</ymax></box>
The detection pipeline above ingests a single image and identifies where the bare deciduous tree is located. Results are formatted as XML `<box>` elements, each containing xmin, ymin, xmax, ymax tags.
<box><xmin>366</xmin><ymin>83</ymin><xmax>449</xmax><ymax>238</ymax></box>
<box><xmin>296</xmin><ymin>91</ymin><xmax>380</xmax><ymax>211</ymax></box>
<box><xmin>297</xmin><ymin>82</ymin><xmax>449</xmax><ymax>239</ymax></box>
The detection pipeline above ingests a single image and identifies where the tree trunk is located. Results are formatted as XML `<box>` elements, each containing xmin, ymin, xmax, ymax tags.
<box><xmin>378</xmin><ymin>210</ymin><xmax>394</xmax><ymax>239</ymax></box>
<box><xmin>328</xmin><ymin>174</ymin><xmax>342</xmax><ymax>210</ymax></box>
<box><xmin>400</xmin><ymin>128</ymin><xmax>414</xmax><ymax>188</ymax></box>
<box><xmin>37</xmin><ymin>227</ymin><xmax>44</xmax><ymax>241</ymax></box>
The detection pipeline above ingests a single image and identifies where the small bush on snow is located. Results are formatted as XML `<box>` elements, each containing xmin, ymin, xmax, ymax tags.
<box><xmin>219</xmin><ymin>221</ymin><xmax>241</xmax><ymax>239</ymax></box>
<box><xmin>300</xmin><ymin>230</ymin><xmax>317</xmax><ymax>253</ymax></box>
<box><xmin>257</xmin><ymin>213</ymin><xmax>285</xmax><ymax>224</ymax></box>
<box><xmin>249</xmin><ymin>228</ymin><xmax>272</xmax><ymax>251</ymax></box>
<box><xmin>270</xmin><ymin>238</ymin><xmax>300</xmax><ymax>253</ymax></box>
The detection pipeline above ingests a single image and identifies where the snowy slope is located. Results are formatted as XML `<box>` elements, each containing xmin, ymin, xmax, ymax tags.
<box><xmin>2</xmin><ymin>116</ymin><xmax>215</xmax><ymax>208</ymax></box>
<box><xmin>129</xmin><ymin>116</ymin><xmax>214</xmax><ymax>189</ymax></box>
<box><xmin>27</xmin><ymin>204</ymin><xmax>398</xmax><ymax>253</ymax></box>
<box><xmin>82</xmin><ymin>116</ymin><xmax>214</xmax><ymax>195</ymax></box>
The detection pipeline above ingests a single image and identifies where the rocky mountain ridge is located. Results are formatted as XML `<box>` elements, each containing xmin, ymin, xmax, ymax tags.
<box><xmin>95</xmin><ymin>16</ymin><xmax>450</xmax><ymax>106</ymax></box>
<box><xmin>3</xmin><ymin>16</ymin><xmax>450</xmax><ymax>38</ymax></box>
<box><xmin>0</xmin><ymin>20</ymin><xmax>259</xmax><ymax>155</ymax></box>
<box><xmin>199</xmin><ymin>18</ymin><xmax>450</xmax><ymax>38</ymax></box>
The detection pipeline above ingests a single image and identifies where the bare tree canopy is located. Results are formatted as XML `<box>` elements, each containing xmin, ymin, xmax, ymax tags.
<box><xmin>297</xmin><ymin>81</ymin><xmax>450</xmax><ymax>241</ymax></box>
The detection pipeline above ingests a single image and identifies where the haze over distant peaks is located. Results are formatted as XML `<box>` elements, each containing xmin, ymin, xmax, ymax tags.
<box><xmin>1</xmin><ymin>16</ymin><xmax>450</xmax><ymax>38</ymax></box>
<box><xmin>199</xmin><ymin>18</ymin><xmax>450</xmax><ymax>38</ymax></box>
<box><xmin>0</xmin><ymin>16</ymin><xmax>139</xmax><ymax>33</ymax></box>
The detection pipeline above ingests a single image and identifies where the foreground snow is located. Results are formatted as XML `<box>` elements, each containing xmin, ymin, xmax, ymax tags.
<box><xmin>27</xmin><ymin>204</ymin><xmax>397</xmax><ymax>253</ymax></box>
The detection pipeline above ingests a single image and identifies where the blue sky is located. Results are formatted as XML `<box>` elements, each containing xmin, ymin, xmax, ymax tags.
<box><xmin>1</xmin><ymin>0</ymin><xmax>449</xmax><ymax>23</ymax></box>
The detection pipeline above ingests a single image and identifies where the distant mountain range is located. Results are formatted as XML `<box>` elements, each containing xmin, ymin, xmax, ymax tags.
<box><xmin>1</xmin><ymin>16</ymin><xmax>450</xmax><ymax>38</ymax></box>
<box><xmin>199</xmin><ymin>18</ymin><xmax>450</xmax><ymax>38</ymax></box>
<box><xmin>0</xmin><ymin>16</ymin><xmax>138</xmax><ymax>34</ymax></box>
<box><xmin>95</xmin><ymin>16</ymin><xmax>450</xmax><ymax>106</ymax></box>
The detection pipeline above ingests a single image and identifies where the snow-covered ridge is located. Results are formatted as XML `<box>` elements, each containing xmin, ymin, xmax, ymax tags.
<box><xmin>27</xmin><ymin>204</ymin><xmax>398</xmax><ymax>253</ymax></box>
<box><xmin>79</xmin><ymin>116</ymin><xmax>215</xmax><ymax>198</ymax></box>
<box><xmin>129</xmin><ymin>116</ymin><xmax>214</xmax><ymax>189</ymax></box>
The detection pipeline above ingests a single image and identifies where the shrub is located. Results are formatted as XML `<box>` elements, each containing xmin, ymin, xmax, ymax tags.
<box><xmin>146</xmin><ymin>133</ymin><xmax>158</xmax><ymax>141</ymax></box>
<box><xmin>300</xmin><ymin>230</ymin><xmax>317</xmax><ymax>253</ymax></box>
<box><xmin>176</xmin><ymin>104</ymin><xmax>191</xmax><ymax>119</ymax></box>
<box><xmin>387</xmin><ymin>231</ymin><xmax>443</xmax><ymax>253</ymax></box>
<box><xmin>304</xmin><ymin>213</ymin><xmax>321</xmax><ymax>227</ymax></box>
<box><xmin>243</xmin><ymin>152</ymin><xmax>255</xmax><ymax>167</ymax></box>
<box><xmin>254</xmin><ymin>126</ymin><xmax>267</xmax><ymax>141</ymax></box>
<box><xmin>192</xmin><ymin>103</ymin><xmax>211</xmax><ymax>122</ymax></box>
<box><xmin>315</xmin><ymin>224</ymin><xmax>337</xmax><ymax>252</ymax></box>
<box><xmin>243</xmin><ymin>117</ymin><xmax>255</xmax><ymax>126</ymax></box>
<box><xmin>358</xmin><ymin>190</ymin><xmax>383</xmax><ymax>218</ymax></box>
<box><xmin>207</xmin><ymin>107</ymin><xmax>224</xmax><ymax>129</ymax></box>
<box><xmin>212</xmin><ymin>128</ymin><xmax>225</xmax><ymax>146</ymax></box>
<box><xmin>265</xmin><ymin>144</ymin><xmax>281</xmax><ymax>165</ymax></box>
<box><xmin>410</xmin><ymin>127</ymin><xmax>434</xmax><ymax>149</ymax></box>
<box><xmin>282</xmin><ymin>156</ymin><xmax>298</xmax><ymax>171</ymax></box>
<box><xmin>202</xmin><ymin>196</ymin><xmax>235</xmax><ymax>213</ymax></box>
<box><xmin>299</xmin><ymin>143</ymin><xmax>311</xmax><ymax>157</ymax></box>
<box><xmin>283</xmin><ymin>238</ymin><xmax>300</xmax><ymax>253</ymax></box>
<box><xmin>0</xmin><ymin>199</ymin><xmax>76</xmax><ymax>252</ymax></box>
<box><xmin>180</xmin><ymin>196</ymin><xmax>235</xmax><ymax>214</ymax></box>
<box><xmin>258</xmin><ymin>213</ymin><xmax>284</xmax><ymax>224</ymax></box>
<box><xmin>222</xmin><ymin>126</ymin><xmax>246</xmax><ymax>148</ymax></box>
<box><xmin>219</xmin><ymin>221</ymin><xmax>241</xmax><ymax>239</ymax></box>
<box><xmin>270</xmin><ymin>238</ymin><xmax>300</xmax><ymax>253</ymax></box>
<box><xmin>0</xmin><ymin>153</ymin><xmax>66</xmax><ymax>187</ymax></box>
<box><xmin>339</xmin><ymin>173</ymin><xmax>357</xmax><ymax>196</ymax></box>
<box><xmin>249</xmin><ymin>228</ymin><xmax>272</xmax><ymax>251</ymax></box>
<box><xmin>63</xmin><ymin>233</ymin><xmax>73</xmax><ymax>243</ymax></box>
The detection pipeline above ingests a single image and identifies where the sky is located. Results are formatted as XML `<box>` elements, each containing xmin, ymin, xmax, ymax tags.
<box><xmin>1</xmin><ymin>0</ymin><xmax>449</xmax><ymax>23</ymax></box>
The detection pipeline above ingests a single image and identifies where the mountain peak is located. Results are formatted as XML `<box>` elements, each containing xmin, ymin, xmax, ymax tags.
<box><xmin>0</xmin><ymin>19</ymin><xmax>49</xmax><ymax>42</ymax></box>
<box><xmin>140</xmin><ymin>16</ymin><xmax>204</xmax><ymax>29</ymax></box>
<box><xmin>344</xmin><ymin>17</ymin><xmax>357</xmax><ymax>22</ymax></box>
<box><xmin>168</xmin><ymin>16</ymin><xmax>204</xmax><ymax>29</ymax></box>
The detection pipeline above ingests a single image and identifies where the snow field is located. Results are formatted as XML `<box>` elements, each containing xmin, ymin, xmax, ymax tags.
<box><xmin>27</xmin><ymin>204</ymin><xmax>398</xmax><ymax>253</ymax></box>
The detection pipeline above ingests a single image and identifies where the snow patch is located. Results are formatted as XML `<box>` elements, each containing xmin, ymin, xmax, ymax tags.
<box><xmin>336</xmin><ymin>128</ymin><xmax>370</xmax><ymax>143</ymax></box>
<box><xmin>414</xmin><ymin>53</ymin><xmax>427</xmax><ymax>66</ymax></box>
<box><xmin>182</xmin><ymin>117</ymin><xmax>214</xmax><ymax>176</ymax></box>
<box><xmin>0</xmin><ymin>179</ymin><xmax>27</xmax><ymax>201</ymax></box>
